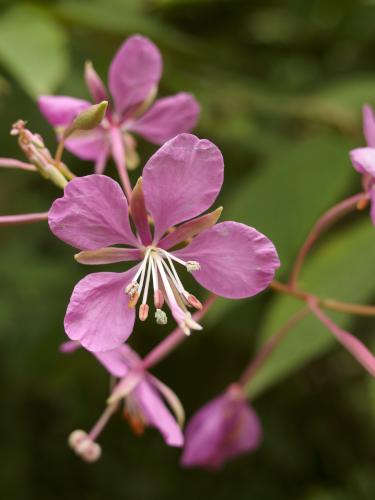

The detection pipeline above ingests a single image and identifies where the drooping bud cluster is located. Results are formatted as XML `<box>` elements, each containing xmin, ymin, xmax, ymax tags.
<box><xmin>10</xmin><ymin>120</ymin><xmax>68</xmax><ymax>189</ymax></box>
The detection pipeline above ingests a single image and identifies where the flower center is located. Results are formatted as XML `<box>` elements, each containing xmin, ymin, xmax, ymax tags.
<box><xmin>125</xmin><ymin>246</ymin><xmax>202</xmax><ymax>335</ymax></box>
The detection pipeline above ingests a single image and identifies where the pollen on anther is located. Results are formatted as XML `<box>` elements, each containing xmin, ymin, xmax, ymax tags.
<box><xmin>155</xmin><ymin>309</ymin><xmax>168</xmax><ymax>325</ymax></box>
<box><xmin>186</xmin><ymin>261</ymin><xmax>200</xmax><ymax>272</ymax></box>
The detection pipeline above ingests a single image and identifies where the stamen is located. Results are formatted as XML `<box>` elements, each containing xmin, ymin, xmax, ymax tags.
<box><xmin>154</xmin><ymin>289</ymin><xmax>164</xmax><ymax>309</ymax></box>
<box><xmin>187</xmin><ymin>294</ymin><xmax>203</xmax><ymax>310</ymax></box>
<box><xmin>155</xmin><ymin>309</ymin><xmax>168</xmax><ymax>325</ymax></box>
<box><xmin>68</xmin><ymin>429</ymin><xmax>102</xmax><ymax>463</ymax></box>
<box><xmin>125</xmin><ymin>281</ymin><xmax>139</xmax><ymax>297</ymax></box>
<box><xmin>128</xmin><ymin>291</ymin><xmax>139</xmax><ymax>308</ymax></box>
<box><xmin>139</xmin><ymin>303</ymin><xmax>149</xmax><ymax>321</ymax></box>
<box><xmin>141</xmin><ymin>255</ymin><xmax>153</xmax><ymax>305</ymax></box>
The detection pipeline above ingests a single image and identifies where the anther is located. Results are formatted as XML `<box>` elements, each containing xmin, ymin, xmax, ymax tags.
<box><xmin>125</xmin><ymin>281</ymin><xmax>139</xmax><ymax>297</ymax></box>
<box><xmin>186</xmin><ymin>260</ymin><xmax>201</xmax><ymax>272</ymax></box>
<box><xmin>139</xmin><ymin>303</ymin><xmax>149</xmax><ymax>321</ymax></box>
<box><xmin>68</xmin><ymin>429</ymin><xmax>102</xmax><ymax>463</ymax></box>
<box><xmin>187</xmin><ymin>294</ymin><xmax>203</xmax><ymax>310</ymax></box>
<box><xmin>128</xmin><ymin>291</ymin><xmax>140</xmax><ymax>308</ymax></box>
<box><xmin>155</xmin><ymin>309</ymin><xmax>168</xmax><ymax>325</ymax></box>
<box><xmin>154</xmin><ymin>289</ymin><xmax>164</xmax><ymax>309</ymax></box>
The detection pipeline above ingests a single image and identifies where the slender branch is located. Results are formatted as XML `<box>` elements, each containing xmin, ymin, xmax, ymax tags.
<box><xmin>271</xmin><ymin>280</ymin><xmax>375</xmax><ymax>317</ymax></box>
<box><xmin>0</xmin><ymin>158</ymin><xmax>36</xmax><ymax>172</ymax></box>
<box><xmin>239</xmin><ymin>307</ymin><xmax>309</xmax><ymax>387</ymax></box>
<box><xmin>54</xmin><ymin>137</ymin><xmax>76</xmax><ymax>180</ymax></box>
<box><xmin>289</xmin><ymin>192</ymin><xmax>369</xmax><ymax>287</ymax></box>
<box><xmin>0</xmin><ymin>212</ymin><xmax>48</xmax><ymax>226</ymax></box>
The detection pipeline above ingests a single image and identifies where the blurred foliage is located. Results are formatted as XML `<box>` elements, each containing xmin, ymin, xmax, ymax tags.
<box><xmin>1</xmin><ymin>0</ymin><xmax>375</xmax><ymax>499</ymax></box>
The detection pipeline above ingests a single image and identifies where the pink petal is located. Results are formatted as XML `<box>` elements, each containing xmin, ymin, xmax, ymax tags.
<box><xmin>363</xmin><ymin>104</ymin><xmax>375</xmax><ymax>148</ymax></box>
<box><xmin>85</xmin><ymin>61</ymin><xmax>108</xmax><ymax>103</ymax></box>
<box><xmin>308</xmin><ymin>298</ymin><xmax>375</xmax><ymax>376</ymax></box>
<box><xmin>130</xmin><ymin>178</ymin><xmax>152</xmax><ymax>246</ymax></box>
<box><xmin>143</xmin><ymin>134</ymin><xmax>224</xmax><ymax>242</ymax></box>
<box><xmin>135</xmin><ymin>380</ymin><xmax>184</xmax><ymax>447</ymax></box>
<box><xmin>349</xmin><ymin>147</ymin><xmax>375</xmax><ymax>177</ymax></box>
<box><xmin>174</xmin><ymin>222</ymin><xmax>280</xmax><ymax>299</ymax></box>
<box><xmin>181</xmin><ymin>391</ymin><xmax>262</xmax><ymax>469</ymax></box>
<box><xmin>129</xmin><ymin>93</ymin><xmax>200</xmax><ymax>144</ymax></box>
<box><xmin>108</xmin><ymin>35</ymin><xmax>162</xmax><ymax>115</ymax></box>
<box><xmin>370</xmin><ymin>188</ymin><xmax>375</xmax><ymax>226</ymax></box>
<box><xmin>74</xmin><ymin>247</ymin><xmax>142</xmax><ymax>265</ymax></box>
<box><xmin>38</xmin><ymin>95</ymin><xmax>91</xmax><ymax>127</ymax></box>
<box><xmin>59</xmin><ymin>340</ymin><xmax>80</xmax><ymax>354</ymax></box>
<box><xmin>65</xmin><ymin>270</ymin><xmax>137</xmax><ymax>352</ymax></box>
<box><xmin>65</xmin><ymin>128</ymin><xmax>108</xmax><ymax>162</ymax></box>
<box><xmin>49</xmin><ymin>175</ymin><xmax>138</xmax><ymax>250</ymax></box>
<box><xmin>93</xmin><ymin>345</ymin><xmax>140</xmax><ymax>378</ymax></box>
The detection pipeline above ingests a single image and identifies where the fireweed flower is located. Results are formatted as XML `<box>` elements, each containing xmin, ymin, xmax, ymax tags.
<box><xmin>349</xmin><ymin>105</ymin><xmax>375</xmax><ymax>223</ymax></box>
<box><xmin>90</xmin><ymin>343</ymin><xmax>184</xmax><ymax>447</ymax></box>
<box><xmin>181</xmin><ymin>385</ymin><xmax>262</xmax><ymax>470</ymax></box>
<box><xmin>38</xmin><ymin>35</ymin><xmax>200</xmax><ymax>173</ymax></box>
<box><xmin>48</xmin><ymin>134</ymin><xmax>280</xmax><ymax>351</ymax></box>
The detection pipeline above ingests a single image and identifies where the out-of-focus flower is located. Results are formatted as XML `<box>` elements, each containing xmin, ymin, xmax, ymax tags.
<box><xmin>181</xmin><ymin>385</ymin><xmax>262</xmax><ymax>470</ymax></box>
<box><xmin>39</xmin><ymin>35</ymin><xmax>200</xmax><ymax>173</ymax></box>
<box><xmin>49</xmin><ymin>134</ymin><xmax>280</xmax><ymax>351</ymax></box>
<box><xmin>95</xmin><ymin>344</ymin><xmax>184</xmax><ymax>447</ymax></box>
<box><xmin>349</xmin><ymin>105</ymin><xmax>375</xmax><ymax>222</ymax></box>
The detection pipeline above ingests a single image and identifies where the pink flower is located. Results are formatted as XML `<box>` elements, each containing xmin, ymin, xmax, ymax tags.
<box><xmin>94</xmin><ymin>344</ymin><xmax>184</xmax><ymax>447</ymax></box>
<box><xmin>349</xmin><ymin>105</ymin><xmax>375</xmax><ymax>223</ymax></box>
<box><xmin>49</xmin><ymin>134</ymin><xmax>280</xmax><ymax>352</ymax></box>
<box><xmin>38</xmin><ymin>35</ymin><xmax>200</xmax><ymax>173</ymax></box>
<box><xmin>181</xmin><ymin>385</ymin><xmax>262</xmax><ymax>470</ymax></box>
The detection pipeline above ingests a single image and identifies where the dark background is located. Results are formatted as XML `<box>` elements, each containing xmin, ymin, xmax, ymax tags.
<box><xmin>1</xmin><ymin>0</ymin><xmax>375</xmax><ymax>498</ymax></box>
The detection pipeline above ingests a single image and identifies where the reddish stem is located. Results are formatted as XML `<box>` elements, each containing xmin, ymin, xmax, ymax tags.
<box><xmin>289</xmin><ymin>192</ymin><xmax>369</xmax><ymax>287</ymax></box>
<box><xmin>0</xmin><ymin>158</ymin><xmax>36</xmax><ymax>171</ymax></box>
<box><xmin>0</xmin><ymin>212</ymin><xmax>48</xmax><ymax>226</ymax></box>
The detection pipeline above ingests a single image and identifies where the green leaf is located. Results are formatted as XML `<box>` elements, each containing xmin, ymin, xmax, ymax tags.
<box><xmin>0</xmin><ymin>4</ymin><xmax>69</xmax><ymax>97</ymax></box>
<box><xmin>246</xmin><ymin>221</ymin><xmax>375</xmax><ymax>398</ymax></box>
<box><xmin>207</xmin><ymin>135</ymin><xmax>356</xmax><ymax>328</ymax></box>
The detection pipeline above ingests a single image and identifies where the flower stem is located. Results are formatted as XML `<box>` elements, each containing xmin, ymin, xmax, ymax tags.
<box><xmin>271</xmin><ymin>280</ymin><xmax>375</xmax><ymax>317</ymax></box>
<box><xmin>54</xmin><ymin>138</ymin><xmax>76</xmax><ymax>181</ymax></box>
<box><xmin>88</xmin><ymin>402</ymin><xmax>118</xmax><ymax>442</ymax></box>
<box><xmin>239</xmin><ymin>307</ymin><xmax>309</xmax><ymax>389</ymax></box>
<box><xmin>0</xmin><ymin>212</ymin><xmax>48</xmax><ymax>226</ymax></box>
<box><xmin>142</xmin><ymin>294</ymin><xmax>217</xmax><ymax>370</ymax></box>
<box><xmin>289</xmin><ymin>192</ymin><xmax>369</xmax><ymax>287</ymax></box>
<box><xmin>0</xmin><ymin>158</ymin><xmax>36</xmax><ymax>171</ymax></box>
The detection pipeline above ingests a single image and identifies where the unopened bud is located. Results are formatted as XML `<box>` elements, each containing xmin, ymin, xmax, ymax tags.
<box><xmin>139</xmin><ymin>303</ymin><xmax>149</xmax><ymax>321</ymax></box>
<box><xmin>64</xmin><ymin>101</ymin><xmax>108</xmax><ymax>139</ymax></box>
<box><xmin>154</xmin><ymin>289</ymin><xmax>164</xmax><ymax>309</ymax></box>
<box><xmin>155</xmin><ymin>309</ymin><xmax>168</xmax><ymax>325</ymax></box>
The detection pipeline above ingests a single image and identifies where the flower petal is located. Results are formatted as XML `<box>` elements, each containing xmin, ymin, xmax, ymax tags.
<box><xmin>108</xmin><ymin>35</ymin><xmax>162</xmax><ymax>115</ymax></box>
<box><xmin>135</xmin><ymin>380</ymin><xmax>184</xmax><ymax>447</ymax></box>
<box><xmin>158</xmin><ymin>207</ymin><xmax>222</xmax><ymax>250</ymax></box>
<box><xmin>130</xmin><ymin>177</ymin><xmax>152</xmax><ymax>245</ymax></box>
<box><xmin>93</xmin><ymin>345</ymin><xmax>140</xmax><ymax>378</ymax></box>
<box><xmin>174</xmin><ymin>222</ymin><xmax>280</xmax><ymax>298</ymax></box>
<box><xmin>143</xmin><ymin>134</ymin><xmax>224</xmax><ymax>241</ymax></box>
<box><xmin>370</xmin><ymin>188</ymin><xmax>375</xmax><ymax>226</ymax></box>
<box><xmin>363</xmin><ymin>104</ymin><xmax>375</xmax><ymax>148</ymax></box>
<box><xmin>129</xmin><ymin>93</ymin><xmax>200</xmax><ymax>144</ymax></box>
<box><xmin>75</xmin><ymin>247</ymin><xmax>142</xmax><ymax>265</ymax></box>
<box><xmin>65</xmin><ymin>128</ymin><xmax>108</xmax><ymax>162</ymax></box>
<box><xmin>181</xmin><ymin>391</ymin><xmax>262</xmax><ymax>469</ymax></box>
<box><xmin>49</xmin><ymin>175</ymin><xmax>138</xmax><ymax>250</ymax></box>
<box><xmin>64</xmin><ymin>270</ymin><xmax>137</xmax><ymax>352</ymax></box>
<box><xmin>38</xmin><ymin>95</ymin><xmax>91</xmax><ymax>127</ymax></box>
<box><xmin>350</xmin><ymin>147</ymin><xmax>375</xmax><ymax>177</ymax></box>
<box><xmin>308</xmin><ymin>298</ymin><xmax>375</xmax><ymax>376</ymax></box>
<box><xmin>85</xmin><ymin>61</ymin><xmax>108</xmax><ymax>103</ymax></box>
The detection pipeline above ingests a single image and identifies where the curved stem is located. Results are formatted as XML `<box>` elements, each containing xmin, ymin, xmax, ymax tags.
<box><xmin>54</xmin><ymin>138</ymin><xmax>76</xmax><ymax>180</ymax></box>
<box><xmin>271</xmin><ymin>280</ymin><xmax>375</xmax><ymax>317</ymax></box>
<box><xmin>0</xmin><ymin>212</ymin><xmax>48</xmax><ymax>226</ymax></box>
<box><xmin>0</xmin><ymin>158</ymin><xmax>36</xmax><ymax>171</ymax></box>
<box><xmin>239</xmin><ymin>307</ymin><xmax>309</xmax><ymax>388</ymax></box>
<box><xmin>289</xmin><ymin>192</ymin><xmax>369</xmax><ymax>287</ymax></box>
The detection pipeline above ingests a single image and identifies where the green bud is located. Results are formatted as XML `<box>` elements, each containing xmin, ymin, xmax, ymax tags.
<box><xmin>63</xmin><ymin>100</ymin><xmax>108</xmax><ymax>139</ymax></box>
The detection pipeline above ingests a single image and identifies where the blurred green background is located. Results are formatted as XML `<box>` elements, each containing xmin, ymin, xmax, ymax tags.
<box><xmin>1</xmin><ymin>0</ymin><xmax>375</xmax><ymax>498</ymax></box>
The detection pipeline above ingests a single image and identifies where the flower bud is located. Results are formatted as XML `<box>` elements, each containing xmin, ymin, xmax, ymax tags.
<box><xmin>63</xmin><ymin>101</ymin><xmax>108</xmax><ymax>139</ymax></box>
<box><xmin>181</xmin><ymin>386</ymin><xmax>262</xmax><ymax>470</ymax></box>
